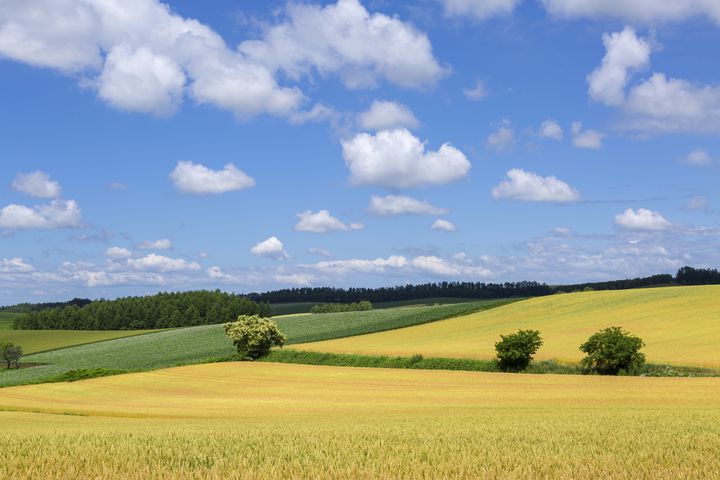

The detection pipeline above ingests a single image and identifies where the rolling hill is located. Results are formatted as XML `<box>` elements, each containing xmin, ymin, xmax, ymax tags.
<box><xmin>292</xmin><ymin>285</ymin><xmax>720</xmax><ymax>368</ymax></box>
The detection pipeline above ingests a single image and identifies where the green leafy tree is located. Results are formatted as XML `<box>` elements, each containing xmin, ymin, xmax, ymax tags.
<box><xmin>224</xmin><ymin>315</ymin><xmax>286</xmax><ymax>360</ymax></box>
<box><xmin>495</xmin><ymin>330</ymin><xmax>543</xmax><ymax>372</ymax></box>
<box><xmin>1</xmin><ymin>342</ymin><xmax>23</xmax><ymax>369</ymax></box>
<box><xmin>580</xmin><ymin>327</ymin><xmax>645</xmax><ymax>375</ymax></box>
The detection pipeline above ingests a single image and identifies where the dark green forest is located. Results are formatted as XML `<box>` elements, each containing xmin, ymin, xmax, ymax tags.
<box><xmin>14</xmin><ymin>290</ymin><xmax>269</xmax><ymax>330</ymax></box>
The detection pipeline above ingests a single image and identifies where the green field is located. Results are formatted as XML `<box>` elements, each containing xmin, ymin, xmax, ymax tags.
<box><xmin>0</xmin><ymin>312</ymin><xmax>20</xmax><ymax>330</ymax></box>
<box><xmin>0</xmin><ymin>300</ymin><xmax>509</xmax><ymax>387</ymax></box>
<box><xmin>270</xmin><ymin>297</ymin><xmax>493</xmax><ymax>315</ymax></box>
<box><xmin>0</xmin><ymin>329</ymin><xmax>162</xmax><ymax>355</ymax></box>
<box><xmin>1</xmin><ymin>362</ymin><xmax>719</xmax><ymax>479</ymax></box>
<box><xmin>294</xmin><ymin>285</ymin><xmax>720</xmax><ymax>368</ymax></box>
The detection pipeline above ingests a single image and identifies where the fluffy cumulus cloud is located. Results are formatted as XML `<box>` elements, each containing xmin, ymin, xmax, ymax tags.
<box><xmin>170</xmin><ymin>161</ymin><xmax>255</xmax><ymax>195</ymax></box>
<box><xmin>571</xmin><ymin>122</ymin><xmax>604</xmax><ymax>149</ymax></box>
<box><xmin>251</xmin><ymin>236</ymin><xmax>289</xmax><ymax>260</ymax></box>
<box><xmin>0</xmin><ymin>0</ymin><xmax>444</xmax><ymax>119</ymax></box>
<box><xmin>295</xmin><ymin>210</ymin><xmax>361</xmax><ymax>233</ymax></box>
<box><xmin>0</xmin><ymin>199</ymin><xmax>82</xmax><ymax>229</ymax></box>
<box><xmin>127</xmin><ymin>253</ymin><xmax>201</xmax><ymax>272</ymax></box>
<box><xmin>431</xmin><ymin>219</ymin><xmax>456</xmax><ymax>232</ymax></box>
<box><xmin>442</xmin><ymin>0</ymin><xmax>521</xmax><ymax>21</ymax></box>
<box><xmin>0</xmin><ymin>257</ymin><xmax>34</xmax><ymax>273</ymax></box>
<box><xmin>588</xmin><ymin>28</ymin><xmax>720</xmax><ymax>134</ymax></box>
<box><xmin>682</xmin><ymin>149</ymin><xmax>713</xmax><ymax>167</ymax></box>
<box><xmin>492</xmin><ymin>169</ymin><xmax>580</xmax><ymax>202</ymax></box>
<box><xmin>343</xmin><ymin>128</ymin><xmax>471</xmax><ymax>188</ymax></box>
<box><xmin>486</xmin><ymin>125</ymin><xmax>515</xmax><ymax>152</ymax></box>
<box><xmin>138</xmin><ymin>239</ymin><xmax>172</xmax><ymax>250</ymax></box>
<box><xmin>537</xmin><ymin>120</ymin><xmax>563</xmax><ymax>140</ymax></box>
<box><xmin>541</xmin><ymin>0</ymin><xmax>720</xmax><ymax>24</ymax></box>
<box><xmin>307</xmin><ymin>254</ymin><xmax>492</xmax><ymax>278</ymax></box>
<box><xmin>615</xmin><ymin>208</ymin><xmax>673</xmax><ymax>231</ymax></box>
<box><xmin>12</xmin><ymin>171</ymin><xmax>61</xmax><ymax>198</ymax></box>
<box><xmin>239</xmin><ymin>0</ymin><xmax>446</xmax><ymax>90</ymax></box>
<box><xmin>358</xmin><ymin>100</ymin><xmax>419</xmax><ymax>131</ymax></box>
<box><xmin>105</xmin><ymin>246</ymin><xmax>133</xmax><ymax>259</ymax></box>
<box><xmin>368</xmin><ymin>195</ymin><xmax>448</xmax><ymax>216</ymax></box>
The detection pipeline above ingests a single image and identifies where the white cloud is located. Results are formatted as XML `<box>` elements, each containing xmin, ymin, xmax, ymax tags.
<box><xmin>251</xmin><ymin>236</ymin><xmax>289</xmax><ymax>260</ymax></box>
<box><xmin>239</xmin><ymin>0</ymin><xmax>446</xmax><ymax>90</ymax></box>
<box><xmin>126</xmin><ymin>253</ymin><xmax>201</xmax><ymax>272</ymax></box>
<box><xmin>138</xmin><ymin>239</ymin><xmax>172</xmax><ymax>250</ymax></box>
<box><xmin>105</xmin><ymin>247</ymin><xmax>133</xmax><ymax>259</ymax></box>
<box><xmin>12</xmin><ymin>171</ymin><xmax>61</xmax><ymax>198</ymax></box>
<box><xmin>97</xmin><ymin>45</ymin><xmax>186</xmax><ymax>116</ymax></box>
<box><xmin>431</xmin><ymin>219</ymin><xmax>456</xmax><ymax>232</ymax></box>
<box><xmin>571</xmin><ymin>122</ymin><xmax>604</xmax><ymax>149</ymax></box>
<box><xmin>0</xmin><ymin>199</ymin><xmax>82</xmax><ymax>229</ymax></box>
<box><xmin>463</xmin><ymin>80</ymin><xmax>487</xmax><ymax>100</ymax></box>
<box><xmin>537</xmin><ymin>120</ymin><xmax>564</xmax><ymax>140</ymax></box>
<box><xmin>615</xmin><ymin>208</ymin><xmax>673</xmax><ymax>231</ymax></box>
<box><xmin>358</xmin><ymin>100</ymin><xmax>419</xmax><ymax>131</ymax></box>
<box><xmin>443</xmin><ymin>0</ymin><xmax>521</xmax><ymax>21</ymax></box>
<box><xmin>0</xmin><ymin>0</ymin><xmax>304</xmax><ymax>118</ymax></box>
<box><xmin>682</xmin><ymin>149</ymin><xmax>713</xmax><ymax>166</ymax></box>
<box><xmin>307</xmin><ymin>247</ymin><xmax>333</xmax><ymax>258</ymax></box>
<box><xmin>307</xmin><ymin>254</ymin><xmax>492</xmax><ymax>278</ymax></box>
<box><xmin>486</xmin><ymin>126</ymin><xmax>515</xmax><ymax>152</ymax></box>
<box><xmin>0</xmin><ymin>257</ymin><xmax>34</xmax><ymax>273</ymax></box>
<box><xmin>588</xmin><ymin>28</ymin><xmax>720</xmax><ymax>134</ymax></box>
<box><xmin>343</xmin><ymin>128</ymin><xmax>471</xmax><ymax>188</ymax></box>
<box><xmin>542</xmin><ymin>0</ymin><xmax>720</xmax><ymax>24</ymax></box>
<box><xmin>492</xmin><ymin>169</ymin><xmax>580</xmax><ymax>202</ymax></box>
<box><xmin>170</xmin><ymin>161</ymin><xmax>255</xmax><ymax>195</ymax></box>
<box><xmin>275</xmin><ymin>273</ymin><xmax>314</xmax><ymax>285</ymax></box>
<box><xmin>587</xmin><ymin>27</ymin><xmax>651</xmax><ymax>106</ymax></box>
<box><xmin>109</xmin><ymin>182</ymin><xmax>127</xmax><ymax>190</ymax></box>
<box><xmin>368</xmin><ymin>195</ymin><xmax>448</xmax><ymax>216</ymax></box>
<box><xmin>295</xmin><ymin>210</ymin><xmax>354</xmax><ymax>233</ymax></box>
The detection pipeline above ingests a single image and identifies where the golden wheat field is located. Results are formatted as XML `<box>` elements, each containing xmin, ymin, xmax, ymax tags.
<box><xmin>293</xmin><ymin>285</ymin><xmax>720</xmax><ymax>368</ymax></box>
<box><xmin>1</xmin><ymin>362</ymin><xmax>720</xmax><ymax>479</ymax></box>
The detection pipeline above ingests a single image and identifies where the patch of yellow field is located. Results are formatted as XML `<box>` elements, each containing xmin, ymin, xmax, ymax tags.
<box><xmin>1</xmin><ymin>362</ymin><xmax>719</xmax><ymax>479</ymax></box>
<box><xmin>293</xmin><ymin>285</ymin><xmax>720</xmax><ymax>368</ymax></box>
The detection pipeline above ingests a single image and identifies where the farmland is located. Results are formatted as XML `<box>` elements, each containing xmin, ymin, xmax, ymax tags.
<box><xmin>0</xmin><ymin>312</ymin><xmax>20</xmax><ymax>330</ymax></box>
<box><xmin>293</xmin><ymin>285</ymin><xmax>720</xmax><ymax>368</ymax></box>
<box><xmin>1</xmin><ymin>362</ymin><xmax>720</xmax><ymax>479</ymax></box>
<box><xmin>0</xmin><ymin>300</ymin><xmax>507</xmax><ymax>387</ymax></box>
<box><xmin>0</xmin><ymin>329</ymin><xmax>161</xmax><ymax>355</ymax></box>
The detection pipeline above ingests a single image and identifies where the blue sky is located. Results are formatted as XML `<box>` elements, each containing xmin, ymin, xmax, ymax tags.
<box><xmin>1</xmin><ymin>0</ymin><xmax>719</xmax><ymax>304</ymax></box>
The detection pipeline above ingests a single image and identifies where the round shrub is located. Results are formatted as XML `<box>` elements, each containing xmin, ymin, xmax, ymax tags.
<box><xmin>224</xmin><ymin>315</ymin><xmax>286</xmax><ymax>360</ymax></box>
<box><xmin>580</xmin><ymin>326</ymin><xmax>645</xmax><ymax>375</ymax></box>
<box><xmin>495</xmin><ymin>329</ymin><xmax>543</xmax><ymax>372</ymax></box>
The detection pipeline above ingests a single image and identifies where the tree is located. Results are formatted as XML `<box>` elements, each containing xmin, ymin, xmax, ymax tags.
<box><xmin>495</xmin><ymin>330</ymin><xmax>543</xmax><ymax>372</ymax></box>
<box><xmin>224</xmin><ymin>315</ymin><xmax>286</xmax><ymax>360</ymax></box>
<box><xmin>1</xmin><ymin>342</ymin><xmax>23</xmax><ymax>369</ymax></box>
<box><xmin>580</xmin><ymin>327</ymin><xmax>645</xmax><ymax>375</ymax></box>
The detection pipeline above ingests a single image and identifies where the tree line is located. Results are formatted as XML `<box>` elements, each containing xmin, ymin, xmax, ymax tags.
<box><xmin>0</xmin><ymin>298</ymin><xmax>91</xmax><ymax>313</ymax></box>
<box><xmin>310</xmin><ymin>301</ymin><xmax>373</xmax><ymax>314</ymax></box>
<box><xmin>675</xmin><ymin>266</ymin><xmax>720</xmax><ymax>285</ymax></box>
<box><xmin>14</xmin><ymin>290</ymin><xmax>270</xmax><ymax>330</ymax></box>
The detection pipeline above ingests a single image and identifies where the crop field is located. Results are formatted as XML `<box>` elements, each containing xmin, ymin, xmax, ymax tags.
<box><xmin>0</xmin><ymin>312</ymin><xmax>20</xmax><ymax>330</ymax></box>
<box><xmin>294</xmin><ymin>285</ymin><xmax>720</xmax><ymax>368</ymax></box>
<box><xmin>0</xmin><ymin>301</ymin><xmax>509</xmax><ymax>387</ymax></box>
<box><xmin>271</xmin><ymin>297</ymin><xmax>492</xmax><ymax>315</ymax></box>
<box><xmin>1</xmin><ymin>362</ymin><xmax>719</xmax><ymax>479</ymax></box>
<box><xmin>0</xmin><ymin>329</ymin><xmax>161</xmax><ymax>355</ymax></box>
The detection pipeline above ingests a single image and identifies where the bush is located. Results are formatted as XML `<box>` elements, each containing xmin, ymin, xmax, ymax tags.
<box><xmin>1</xmin><ymin>342</ymin><xmax>23</xmax><ymax>369</ymax></box>
<box><xmin>495</xmin><ymin>330</ymin><xmax>543</xmax><ymax>372</ymax></box>
<box><xmin>310</xmin><ymin>301</ymin><xmax>373</xmax><ymax>314</ymax></box>
<box><xmin>224</xmin><ymin>315</ymin><xmax>286</xmax><ymax>360</ymax></box>
<box><xmin>580</xmin><ymin>327</ymin><xmax>645</xmax><ymax>375</ymax></box>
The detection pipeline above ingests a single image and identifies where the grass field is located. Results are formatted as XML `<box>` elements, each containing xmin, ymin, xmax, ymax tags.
<box><xmin>0</xmin><ymin>312</ymin><xmax>20</xmax><ymax>330</ymax></box>
<box><xmin>270</xmin><ymin>297</ymin><xmax>493</xmax><ymax>315</ymax></box>
<box><xmin>1</xmin><ymin>362</ymin><xmax>719</xmax><ymax>479</ymax></box>
<box><xmin>0</xmin><ymin>300</ymin><xmax>510</xmax><ymax>387</ymax></box>
<box><xmin>0</xmin><ymin>329</ymin><xmax>161</xmax><ymax>355</ymax></box>
<box><xmin>294</xmin><ymin>285</ymin><xmax>720</xmax><ymax>368</ymax></box>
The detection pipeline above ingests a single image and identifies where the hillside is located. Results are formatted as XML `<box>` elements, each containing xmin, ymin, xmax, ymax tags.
<box><xmin>292</xmin><ymin>285</ymin><xmax>720</xmax><ymax>368</ymax></box>
<box><xmin>0</xmin><ymin>300</ymin><xmax>511</xmax><ymax>387</ymax></box>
